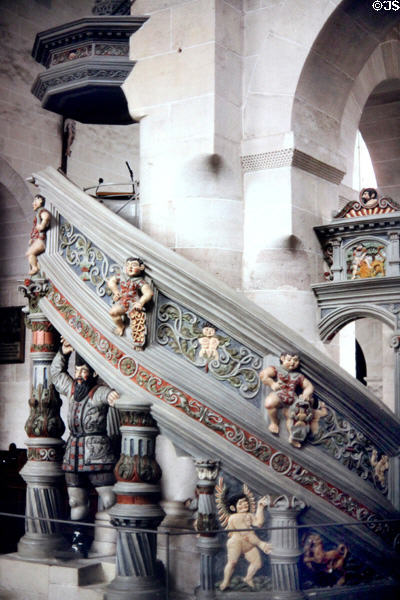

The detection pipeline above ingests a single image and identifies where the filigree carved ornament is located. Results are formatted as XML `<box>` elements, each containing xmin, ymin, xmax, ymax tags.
<box><xmin>157</xmin><ymin>301</ymin><xmax>262</xmax><ymax>399</ymax></box>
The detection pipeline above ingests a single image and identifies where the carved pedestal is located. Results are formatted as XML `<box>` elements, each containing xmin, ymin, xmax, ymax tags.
<box><xmin>105</xmin><ymin>397</ymin><xmax>165</xmax><ymax>600</ymax></box>
<box><xmin>17</xmin><ymin>281</ymin><xmax>67</xmax><ymax>558</ymax></box>
<box><xmin>267</xmin><ymin>496</ymin><xmax>306</xmax><ymax>600</ymax></box>
<box><xmin>194</xmin><ymin>459</ymin><xmax>220</xmax><ymax>600</ymax></box>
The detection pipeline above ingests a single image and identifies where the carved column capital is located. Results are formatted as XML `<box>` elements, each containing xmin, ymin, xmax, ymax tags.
<box><xmin>106</xmin><ymin>400</ymin><xmax>165</xmax><ymax>600</ymax></box>
<box><xmin>193</xmin><ymin>459</ymin><xmax>221</xmax><ymax>599</ymax></box>
<box><xmin>18</xmin><ymin>277</ymin><xmax>49</xmax><ymax>314</ymax></box>
<box><xmin>194</xmin><ymin>459</ymin><xmax>221</xmax><ymax>482</ymax></box>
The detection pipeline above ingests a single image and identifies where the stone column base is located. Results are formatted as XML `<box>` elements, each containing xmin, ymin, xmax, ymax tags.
<box><xmin>105</xmin><ymin>574</ymin><xmax>165</xmax><ymax>600</ymax></box>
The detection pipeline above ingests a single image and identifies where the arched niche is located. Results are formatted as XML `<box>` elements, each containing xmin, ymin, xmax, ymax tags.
<box><xmin>328</xmin><ymin>313</ymin><xmax>396</xmax><ymax>411</ymax></box>
<box><xmin>340</xmin><ymin>35</ymin><xmax>400</xmax><ymax>192</ymax></box>
<box><xmin>291</xmin><ymin>1</ymin><xmax>400</xmax><ymax>171</ymax></box>
<box><xmin>319</xmin><ymin>304</ymin><xmax>395</xmax><ymax>343</ymax></box>
<box><xmin>359</xmin><ymin>76</ymin><xmax>400</xmax><ymax>199</ymax></box>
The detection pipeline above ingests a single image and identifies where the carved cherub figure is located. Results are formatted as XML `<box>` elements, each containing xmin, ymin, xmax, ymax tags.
<box><xmin>371</xmin><ymin>449</ymin><xmax>389</xmax><ymax>487</ymax></box>
<box><xmin>350</xmin><ymin>244</ymin><xmax>369</xmax><ymax>280</ymax></box>
<box><xmin>198</xmin><ymin>325</ymin><xmax>220</xmax><ymax>361</ymax></box>
<box><xmin>215</xmin><ymin>477</ymin><xmax>272</xmax><ymax>591</ymax></box>
<box><xmin>26</xmin><ymin>194</ymin><xmax>51</xmax><ymax>276</ymax></box>
<box><xmin>107</xmin><ymin>257</ymin><xmax>153</xmax><ymax>349</ymax></box>
<box><xmin>260</xmin><ymin>352</ymin><xmax>314</xmax><ymax>439</ymax></box>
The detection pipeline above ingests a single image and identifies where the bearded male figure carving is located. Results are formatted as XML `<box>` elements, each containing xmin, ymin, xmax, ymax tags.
<box><xmin>50</xmin><ymin>338</ymin><xmax>119</xmax><ymax>520</ymax></box>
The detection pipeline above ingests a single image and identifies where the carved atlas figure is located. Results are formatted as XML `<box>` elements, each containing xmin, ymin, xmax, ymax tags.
<box><xmin>26</xmin><ymin>194</ymin><xmax>51</xmax><ymax>276</ymax></box>
<box><xmin>50</xmin><ymin>338</ymin><xmax>119</xmax><ymax>521</ymax></box>
<box><xmin>215</xmin><ymin>477</ymin><xmax>272</xmax><ymax>591</ymax></box>
<box><xmin>107</xmin><ymin>257</ymin><xmax>153</xmax><ymax>350</ymax></box>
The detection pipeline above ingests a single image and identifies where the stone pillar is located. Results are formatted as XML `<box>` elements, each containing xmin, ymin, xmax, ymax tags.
<box><xmin>193</xmin><ymin>459</ymin><xmax>220</xmax><ymax>600</ymax></box>
<box><xmin>267</xmin><ymin>495</ymin><xmax>306</xmax><ymax>600</ymax></box>
<box><xmin>331</xmin><ymin>237</ymin><xmax>343</xmax><ymax>282</ymax></box>
<box><xmin>105</xmin><ymin>396</ymin><xmax>165</xmax><ymax>600</ymax></box>
<box><xmin>17</xmin><ymin>278</ymin><xmax>67</xmax><ymax>558</ymax></box>
<box><xmin>387</xmin><ymin>231</ymin><xmax>400</xmax><ymax>277</ymax></box>
<box><xmin>389</xmin><ymin>330</ymin><xmax>400</xmax><ymax>510</ymax></box>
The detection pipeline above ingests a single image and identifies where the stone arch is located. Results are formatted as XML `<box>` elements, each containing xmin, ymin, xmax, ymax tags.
<box><xmin>0</xmin><ymin>156</ymin><xmax>33</xmax><ymax>278</ymax></box>
<box><xmin>319</xmin><ymin>304</ymin><xmax>395</xmax><ymax>343</ymax></box>
<box><xmin>340</xmin><ymin>38</ymin><xmax>400</xmax><ymax>192</ymax></box>
<box><xmin>291</xmin><ymin>0</ymin><xmax>400</xmax><ymax>171</ymax></box>
<box><xmin>0</xmin><ymin>155</ymin><xmax>34</xmax><ymax>220</ymax></box>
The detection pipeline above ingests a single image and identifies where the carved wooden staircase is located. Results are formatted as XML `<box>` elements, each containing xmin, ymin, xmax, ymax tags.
<box><xmin>30</xmin><ymin>167</ymin><xmax>400</xmax><ymax>588</ymax></box>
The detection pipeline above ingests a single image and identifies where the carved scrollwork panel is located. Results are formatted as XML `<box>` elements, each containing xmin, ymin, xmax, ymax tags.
<box><xmin>59</xmin><ymin>218</ymin><xmax>119</xmax><ymax>302</ymax></box>
<box><xmin>156</xmin><ymin>296</ymin><xmax>263</xmax><ymax>403</ymax></box>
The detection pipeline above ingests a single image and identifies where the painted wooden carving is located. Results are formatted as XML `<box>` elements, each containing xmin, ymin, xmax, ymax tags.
<box><xmin>336</xmin><ymin>188</ymin><xmax>400</xmax><ymax>219</ymax></box>
<box><xmin>303</xmin><ymin>533</ymin><xmax>348</xmax><ymax>586</ymax></box>
<box><xmin>347</xmin><ymin>242</ymin><xmax>385</xmax><ymax>280</ymax></box>
<box><xmin>370</xmin><ymin>449</ymin><xmax>389</xmax><ymax>487</ymax></box>
<box><xmin>215</xmin><ymin>477</ymin><xmax>272</xmax><ymax>591</ymax></box>
<box><xmin>26</xmin><ymin>194</ymin><xmax>51</xmax><ymax>276</ymax></box>
<box><xmin>50</xmin><ymin>338</ymin><xmax>119</xmax><ymax>521</ymax></box>
<box><xmin>261</xmin><ymin>352</ymin><xmax>327</xmax><ymax>448</ymax></box>
<box><xmin>107</xmin><ymin>257</ymin><xmax>153</xmax><ymax>350</ymax></box>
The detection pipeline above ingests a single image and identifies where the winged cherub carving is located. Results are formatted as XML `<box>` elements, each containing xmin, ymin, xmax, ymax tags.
<box><xmin>215</xmin><ymin>477</ymin><xmax>272</xmax><ymax>591</ymax></box>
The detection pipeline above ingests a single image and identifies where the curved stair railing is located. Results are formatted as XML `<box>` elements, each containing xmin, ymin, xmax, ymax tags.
<box><xmin>26</xmin><ymin>166</ymin><xmax>400</xmax><ymax>582</ymax></box>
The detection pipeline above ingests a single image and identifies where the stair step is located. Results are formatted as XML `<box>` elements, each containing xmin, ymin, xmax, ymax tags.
<box><xmin>0</xmin><ymin>554</ymin><xmax>115</xmax><ymax>600</ymax></box>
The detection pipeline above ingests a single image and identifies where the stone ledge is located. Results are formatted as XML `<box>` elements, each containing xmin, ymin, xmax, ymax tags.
<box><xmin>241</xmin><ymin>148</ymin><xmax>344</xmax><ymax>184</ymax></box>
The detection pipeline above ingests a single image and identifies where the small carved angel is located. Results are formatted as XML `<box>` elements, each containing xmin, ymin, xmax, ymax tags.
<box><xmin>371</xmin><ymin>449</ymin><xmax>389</xmax><ymax>487</ymax></box>
<box><xmin>215</xmin><ymin>477</ymin><xmax>272</xmax><ymax>591</ymax></box>
<box><xmin>198</xmin><ymin>325</ymin><xmax>220</xmax><ymax>361</ymax></box>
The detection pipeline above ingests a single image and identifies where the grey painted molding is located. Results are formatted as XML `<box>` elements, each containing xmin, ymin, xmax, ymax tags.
<box><xmin>34</xmin><ymin>167</ymin><xmax>400</xmax><ymax>456</ymax></box>
<box><xmin>28</xmin><ymin>167</ymin><xmax>400</xmax><ymax>578</ymax></box>
<box><xmin>241</xmin><ymin>148</ymin><xmax>344</xmax><ymax>184</ymax></box>
<box><xmin>311</xmin><ymin>278</ymin><xmax>400</xmax><ymax>341</ymax></box>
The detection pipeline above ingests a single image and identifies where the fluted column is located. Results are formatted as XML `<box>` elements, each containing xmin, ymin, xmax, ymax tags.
<box><xmin>194</xmin><ymin>459</ymin><xmax>220</xmax><ymax>599</ymax></box>
<box><xmin>106</xmin><ymin>396</ymin><xmax>165</xmax><ymax>600</ymax></box>
<box><xmin>17</xmin><ymin>278</ymin><xmax>67</xmax><ymax>558</ymax></box>
<box><xmin>267</xmin><ymin>495</ymin><xmax>306</xmax><ymax>600</ymax></box>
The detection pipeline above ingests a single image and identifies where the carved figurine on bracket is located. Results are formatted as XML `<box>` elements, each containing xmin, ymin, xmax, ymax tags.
<box><xmin>261</xmin><ymin>352</ymin><xmax>325</xmax><ymax>448</ymax></box>
<box><xmin>50</xmin><ymin>337</ymin><xmax>119</xmax><ymax>522</ymax></box>
<box><xmin>107</xmin><ymin>257</ymin><xmax>153</xmax><ymax>350</ymax></box>
<box><xmin>26</xmin><ymin>194</ymin><xmax>51</xmax><ymax>276</ymax></box>
<box><xmin>215</xmin><ymin>477</ymin><xmax>272</xmax><ymax>591</ymax></box>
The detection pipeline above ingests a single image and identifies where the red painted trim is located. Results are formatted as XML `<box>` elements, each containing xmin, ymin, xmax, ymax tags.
<box><xmin>47</xmin><ymin>283</ymin><xmax>380</xmax><ymax>526</ymax></box>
